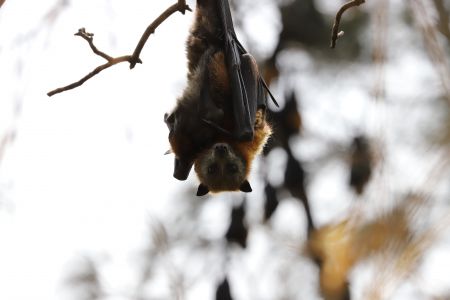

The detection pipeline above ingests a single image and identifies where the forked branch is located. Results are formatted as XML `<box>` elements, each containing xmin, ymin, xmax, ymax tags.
<box><xmin>330</xmin><ymin>0</ymin><xmax>365</xmax><ymax>48</ymax></box>
<box><xmin>47</xmin><ymin>0</ymin><xmax>191</xmax><ymax>97</ymax></box>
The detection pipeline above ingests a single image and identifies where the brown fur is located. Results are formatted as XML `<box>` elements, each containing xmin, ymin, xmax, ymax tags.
<box><xmin>166</xmin><ymin>0</ymin><xmax>271</xmax><ymax>194</ymax></box>
<box><xmin>194</xmin><ymin>112</ymin><xmax>271</xmax><ymax>193</ymax></box>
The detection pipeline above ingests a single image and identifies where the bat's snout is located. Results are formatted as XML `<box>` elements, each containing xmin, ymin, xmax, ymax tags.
<box><xmin>214</xmin><ymin>143</ymin><xmax>229</xmax><ymax>157</ymax></box>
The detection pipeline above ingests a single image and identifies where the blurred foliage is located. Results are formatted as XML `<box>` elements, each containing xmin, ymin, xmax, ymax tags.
<box><xmin>66</xmin><ymin>257</ymin><xmax>103</xmax><ymax>300</ymax></box>
<box><xmin>307</xmin><ymin>194</ymin><xmax>436</xmax><ymax>300</ymax></box>
<box><xmin>26</xmin><ymin>0</ymin><xmax>449</xmax><ymax>299</ymax></box>
<box><xmin>275</xmin><ymin>0</ymin><xmax>367</xmax><ymax>60</ymax></box>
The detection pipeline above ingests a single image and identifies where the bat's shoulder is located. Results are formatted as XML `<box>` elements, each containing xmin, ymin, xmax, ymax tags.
<box><xmin>234</xmin><ymin>112</ymin><xmax>272</xmax><ymax>164</ymax></box>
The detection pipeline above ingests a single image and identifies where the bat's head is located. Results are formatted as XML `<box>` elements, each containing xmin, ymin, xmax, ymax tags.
<box><xmin>194</xmin><ymin>143</ymin><xmax>252</xmax><ymax>196</ymax></box>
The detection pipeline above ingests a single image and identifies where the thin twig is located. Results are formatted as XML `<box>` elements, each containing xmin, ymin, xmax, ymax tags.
<box><xmin>129</xmin><ymin>0</ymin><xmax>191</xmax><ymax>69</ymax></box>
<box><xmin>47</xmin><ymin>0</ymin><xmax>191</xmax><ymax>97</ymax></box>
<box><xmin>330</xmin><ymin>0</ymin><xmax>365</xmax><ymax>48</ymax></box>
<box><xmin>47</xmin><ymin>56</ymin><xmax>132</xmax><ymax>97</ymax></box>
<box><xmin>74</xmin><ymin>28</ymin><xmax>113</xmax><ymax>61</ymax></box>
<box><xmin>372</xmin><ymin>0</ymin><xmax>389</xmax><ymax>102</ymax></box>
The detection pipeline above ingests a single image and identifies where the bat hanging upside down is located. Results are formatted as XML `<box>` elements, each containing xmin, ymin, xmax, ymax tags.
<box><xmin>165</xmin><ymin>0</ymin><xmax>278</xmax><ymax>196</ymax></box>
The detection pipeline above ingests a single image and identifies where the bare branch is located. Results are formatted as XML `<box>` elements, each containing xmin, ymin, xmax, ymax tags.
<box><xmin>74</xmin><ymin>28</ymin><xmax>113</xmax><ymax>61</ymax></box>
<box><xmin>47</xmin><ymin>56</ymin><xmax>132</xmax><ymax>97</ymax></box>
<box><xmin>47</xmin><ymin>0</ymin><xmax>192</xmax><ymax>97</ymax></box>
<box><xmin>330</xmin><ymin>0</ymin><xmax>365</xmax><ymax>49</ymax></box>
<box><xmin>129</xmin><ymin>0</ymin><xmax>192</xmax><ymax>69</ymax></box>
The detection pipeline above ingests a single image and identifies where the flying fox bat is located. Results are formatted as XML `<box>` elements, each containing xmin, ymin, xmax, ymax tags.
<box><xmin>165</xmin><ymin>0</ymin><xmax>278</xmax><ymax>196</ymax></box>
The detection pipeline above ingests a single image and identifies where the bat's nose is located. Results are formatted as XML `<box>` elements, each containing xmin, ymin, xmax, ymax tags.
<box><xmin>215</xmin><ymin>143</ymin><xmax>229</xmax><ymax>156</ymax></box>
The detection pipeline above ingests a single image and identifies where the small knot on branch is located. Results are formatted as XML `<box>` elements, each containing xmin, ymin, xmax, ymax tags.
<box><xmin>129</xmin><ymin>56</ymin><xmax>143</xmax><ymax>69</ymax></box>
<box><xmin>75</xmin><ymin>28</ymin><xmax>94</xmax><ymax>41</ymax></box>
<box><xmin>179</xmin><ymin>4</ymin><xmax>192</xmax><ymax>15</ymax></box>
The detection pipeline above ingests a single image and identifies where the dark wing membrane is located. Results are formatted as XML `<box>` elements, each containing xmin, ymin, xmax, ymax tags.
<box><xmin>217</xmin><ymin>0</ymin><xmax>277</xmax><ymax>141</ymax></box>
<box><xmin>240</xmin><ymin>54</ymin><xmax>260</xmax><ymax>131</ymax></box>
<box><xmin>218</xmin><ymin>0</ymin><xmax>254</xmax><ymax>141</ymax></box>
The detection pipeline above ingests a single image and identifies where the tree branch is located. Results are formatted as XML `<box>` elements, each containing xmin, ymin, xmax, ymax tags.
<box><xmin>47</xmin><ymin>0</ymin><xmax>192</xmax><ymax>97</ymax></box>
<box><xmin>330</xmin><ymin>0</ymin><xmax>365</xmax><ymax>49</ymax></box>
<box><xmin>432</xmin><ymin>0</ymin><xmax>450</xmax><ymax>42</ymax></box>
<box><xmin>47</xmin><ymin>55</ymin><xmax>132</xmax><ymax>97</ymax></box>
<box><xmin>74</xmin><ymin>28</ymin><xmax>113</xmax><ymax>61</ymax></box>
<box><xmin>129</xmin><ymin>0</ymin><xmax>191</xmax><ymax>69</ymax></box>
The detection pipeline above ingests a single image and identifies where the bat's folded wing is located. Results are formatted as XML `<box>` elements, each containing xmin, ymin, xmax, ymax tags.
<box><xmin>218</xmin><ymin>0</ymin><xmax>277</xmax><ymax>142</ymax></box>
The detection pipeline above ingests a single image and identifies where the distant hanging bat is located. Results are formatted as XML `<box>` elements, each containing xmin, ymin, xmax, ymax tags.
<box><xmin>165</xmin><ymin>0</ymin><xmax>277</xmax><ymax>196</ymax></box>
<box><xmin>349</xmin><ymin>135</ymin><xmax>372</xmax><ymax>195</ymax></box>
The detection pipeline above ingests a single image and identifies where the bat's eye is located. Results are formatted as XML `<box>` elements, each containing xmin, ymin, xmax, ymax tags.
<box><xmin>227</xmin><ymin>163</ymin><xmax>238</xmax><ymax>174</ymax></box>
<box><xmin>207</xmin><ymin>164</ymin><xmax>218</xmax><ymax>174</ymax></box>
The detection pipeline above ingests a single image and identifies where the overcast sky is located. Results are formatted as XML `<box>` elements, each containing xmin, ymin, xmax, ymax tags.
<box><xmin>1</xmin><ymin>1</ymin><xmax>450</xmax><ymax>300</ymax></box>
<box><xmin>0</xmin><ymin>1</ymin><xmax>196</xmax><ymax>299</ymax></box>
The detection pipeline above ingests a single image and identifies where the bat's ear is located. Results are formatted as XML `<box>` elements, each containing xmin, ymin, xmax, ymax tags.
<box><xmin>196</xmin><ymin>184</ymin><xmax>210</xmax><ymax>196</ymax></box>
<box><xmin>239</xmin><ymin>180</ymin><xmax>252</xmax><ymax>193</ymax></box>
<box><xmin>173</xmin><ymin>158</ymin><xmax>193</xmax><ymax>181</ymax></box>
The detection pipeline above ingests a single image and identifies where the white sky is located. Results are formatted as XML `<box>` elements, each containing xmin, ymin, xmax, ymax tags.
<box><xmin>0</xmin><ymin>1</ymin><xmax>193</xmax><ymax>299</ymax></box>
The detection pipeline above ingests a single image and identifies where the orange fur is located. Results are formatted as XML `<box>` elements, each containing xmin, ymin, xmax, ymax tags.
<box><xmin>233</xmin><ymin>121</ymin><xmax>272</xmax><ymax>177</ymax></box>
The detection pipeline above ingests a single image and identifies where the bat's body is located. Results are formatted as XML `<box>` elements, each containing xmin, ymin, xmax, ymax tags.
<box><xmin>165</xmin><ymin>0</ymin><xmax>275</xmax><ymax>196</ymax></box>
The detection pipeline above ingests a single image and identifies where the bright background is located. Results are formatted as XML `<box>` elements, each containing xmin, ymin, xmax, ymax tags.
<box><xmin>1</xmin><ymin>0</ymin><xmax>450</xmax><ymax>299</ymax></box>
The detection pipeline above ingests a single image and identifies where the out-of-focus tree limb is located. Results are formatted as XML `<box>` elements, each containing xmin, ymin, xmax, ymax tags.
<box><xmin>47</xmin><ymin>0</ymin><xmax>191</xmax><ymax>97</ymax></box>
<box><xmin>330</xmin><ymin>0</ymin><xmax>365</xmax><ymax>48</ymax></box>
<box><xmin>0</xmin><ymin>131</ymin><xmax>15</xmax><ymax>167</ymax></box>
<box><xmin>432</xmin><ymin>0</ymin><xmax>450</xmax><ymax>42</ymax></box>
<box><xmin>411</xmin><ymin>0</ymin><xmax>450</xmax><ymax>105</ymax></box>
